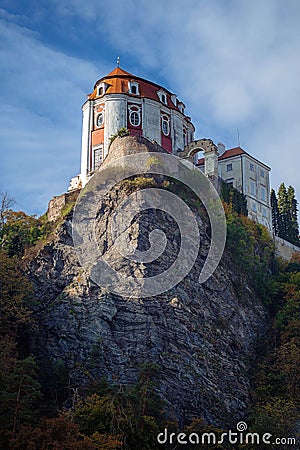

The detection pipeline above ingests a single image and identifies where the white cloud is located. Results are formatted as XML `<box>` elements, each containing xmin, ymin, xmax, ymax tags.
<box><xmin>84</xmin><ymin>0</ymin><xmax>300</xmax><ymax>200</ymax></box>
<box><xmin>0</xmin><ymin>18</ymin><xmax>105</xmax><ymax>214</ymax></box>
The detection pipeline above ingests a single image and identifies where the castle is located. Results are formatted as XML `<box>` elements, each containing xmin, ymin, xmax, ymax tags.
<box><xmin>68</xmin><ymin>66</ymin><xmax>272</xmax><ymax>230</ymax></box>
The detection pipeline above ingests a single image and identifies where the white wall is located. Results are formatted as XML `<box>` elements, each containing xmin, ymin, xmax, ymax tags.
<box><xmin>142</xmin><ymin>99</ymin><xmax>161</xmax><ymax>144</ymax></box>
<box><xmin>219</xmin><ymin>157</ymin><xmax>243</xmax><ymax>190</ymax></box>
<box><xmin>218</xmin><ymin>154</ymin><xmax>272</xmax><ymax>230</ymax></box>
<box><xmin>104</xmin><ymin>97</ymin><xmax>127</xmax><ymax>157</ymax></box>
<box><xmin>171</xmin><ymin>111</ymin><xmax>184</xmax><ymax>153</ymax></box>
<box><xmin>80</xmin><ymin>93</ymin><xmax>195</xmax><ymax>187</ymax></box>
<box><xmin>80</xmin><ymin>101</ymin><xmax>93</xmax><ymax>187</ymax></box>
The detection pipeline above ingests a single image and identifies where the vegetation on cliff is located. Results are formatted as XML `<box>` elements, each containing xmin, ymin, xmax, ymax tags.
<box><xmin>0</xmin><ymin>190</ymin><xmax>299</xmax><ymax>449</ymax></box>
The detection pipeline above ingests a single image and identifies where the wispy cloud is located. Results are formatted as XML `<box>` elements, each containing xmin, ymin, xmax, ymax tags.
<box><xmin>0</xmin><ymin>17</ymin><xmax>104</xmax><ymax>214</ymax></box>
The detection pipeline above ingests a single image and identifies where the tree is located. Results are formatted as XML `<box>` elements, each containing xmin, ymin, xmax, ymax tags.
<box><xmin>0</xmin><ymin>192</ymin><xmax>53</xmax><ymax>256</ymax></box>
<box><xmin>0</xmin><ymin>251</ymin><xmax>33</xmax><ymax>337</ymax></box>
<box><xmin>277</xmin><ymin>338</ymin><xmax>300</xmax><ymax>400</ymax></box>
<box><xmin>271</xmin><ymin>183</ymin><xmax>300</xmax><ymax>246</ymax></box>
<box><xmin>220</xmin><ymin>181</ymin><xmax>248</xmax><ymax>216</ymax></box>
<box><xmin>250</xmin><ymin>398</ymin><xmax>298</xmax><ymax>440</ymax></box>
<box><xmin>8</xmin><ymin>415</ymin><xmax>97</xmax><ymax>450</ymax></box>
<box><xmin>0</xmin><ymin>251</ymin><xmax>39</xmax><ymax>444</ymax></box>
<box><xmin>0</xmin><ymin>211</ymin><xmax>42</xmax><ymax>256</ymax></box>
<box><xmin>0</xmin><ymin>357</ymin><xmax>42</xmax><ymax>437</ymax></box>
<box><xmin>0</xmin><ymin>192</ymin><xmax>15</xmax><ymax>228</ymax></box>
<box><xmin>73</xmin><ymin>365</ymin><xmax>164</xmax><ymax>450</ymax></box>
<box><xmin>270</xmin><ymin>189</ymin><xmax>280</xmax><ymax>236</ymax></box>
<box><xmin>277</xmin><ymin>183</ymin><xmax>289</xmax><ymax>239</ymax></box>
<box><xmin>287</xmin><ymin>186</ymin><xmax>300</xmax><ymax>245</ymax></box>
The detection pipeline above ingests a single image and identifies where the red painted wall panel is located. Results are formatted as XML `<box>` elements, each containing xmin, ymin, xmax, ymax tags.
<box><xmin>161</xmin><ymin>135</ymin><xmax>172</xmax><ymax>153</ymax></box>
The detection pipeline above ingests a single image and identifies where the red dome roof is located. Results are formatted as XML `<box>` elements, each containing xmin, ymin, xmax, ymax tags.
<box><xmin>88</xmin><ymin>67</ymin><xmax>185</xmax><ymax>114</ymax></box>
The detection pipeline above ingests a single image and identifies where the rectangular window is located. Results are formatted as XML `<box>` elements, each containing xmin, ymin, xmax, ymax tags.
<box><xmin>260</xmin><ymin>169</ymin><xmax>265</xmax><ymax>178</ymax></box>
<box><xmin>226</xmin><ymin>163</ymin><xmax>232</xmax><ymax>172</ymax></box>
<box><xmin>252</xmin><ymin>202</ymin><xmax>257</xmax><ymax>212</ymax></box>
<box><xmin>226</xmin><ymin>178</ymin><xmax>234</xmax><ymax>188</ymax></box>
<box><xmin>97</xmin><ymin>83</ymin><xmax>107</xmax><ymax>96</ymax></box>
<box><xmin>128</xmin><ymin>81</ymin><xmax>140</xmax><ymax>95</ymax></box>
<box><xmin>250</xmin><ymin>180</ymin><xmax>256</xmax><ymax>196</ymax></box>
<box><xmin>261</xmin><ymin>186</ymin><xmax>267</xmax><ymax>202</ymax></box>
<box><xmin>93</xmin><ymin>146</ymin><xmax>103</xmax><ymax>171</ymax></box>
<box><xmin>262</xmin><ymin>207</ymin><xmax>267</xmax><ymax>218</ymax></box>
<box><xmin>250</xmin><ymin>163</ymin><xmax>255</xmax><ymax>172</ymax></box>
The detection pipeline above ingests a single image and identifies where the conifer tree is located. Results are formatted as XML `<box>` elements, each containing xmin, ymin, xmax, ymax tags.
<box><xmin>287</xmin><ymin>185</ymin><xmax>300</xmax><ymax>245</ymax></box>
<box><xmin>277</xmin><ymin>183</ymin><xmax>289</xmax><ymax>239</ymax></box>
<box><xmin>273</xmin><ymin>183</ymin><xmax>300</xmax><ymax>246</ymax></box>
<box><xmin>270</xmin><ymin>189</ymin><xmax>279</xmax><ymax>236</ymax></box>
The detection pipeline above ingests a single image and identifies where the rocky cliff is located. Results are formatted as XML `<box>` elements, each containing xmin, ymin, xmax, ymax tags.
<box><xmin>27</xmin><ymin>136</ymin><xmax>268</xmax><ymax>427</ymax></box>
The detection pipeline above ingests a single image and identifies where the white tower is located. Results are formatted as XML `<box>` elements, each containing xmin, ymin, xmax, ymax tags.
<box><xmin>68</xmin><ymin>66</ymin><xmax>195</xmax><ymax>190</ymax></box>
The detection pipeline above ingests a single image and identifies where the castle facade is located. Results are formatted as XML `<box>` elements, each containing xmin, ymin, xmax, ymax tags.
<box><xmin>69</xmin><ymin>66</ymin><xmax>272</xmax><ymax>230</ymax></box>
<box><xmin>197</xmin><ymin>144</ymin><xmax>271</xmax><ymax>230</ymax></box>
<box><xmin>70</xmin><ymin>66</ymin><xmax>195</xmax><ymax>188</ymax></box>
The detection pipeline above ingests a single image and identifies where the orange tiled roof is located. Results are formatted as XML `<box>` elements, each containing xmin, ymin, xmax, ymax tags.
<box><xmin>105</xmin><ymin>67</ymin><xmax>133</xmax><ymax>77</ymax></box>
<box><xmin>88</xmin><ymin>66</ymin><xmax>184</xmax><ymax>114</ymax></box>
<box><xmin>219</xmin><ymin>147</ymin><xmax>246</xmax><ymax>160</ymax></box>
<box><xmin>197</xmin><ymin>146</ymin><xmax>246</xmax><ymax>165</ymax></box>
<box><xmin>197</xmin><ymin>146</ymin><xmax>270</xmax><ymax>170</ymax></box>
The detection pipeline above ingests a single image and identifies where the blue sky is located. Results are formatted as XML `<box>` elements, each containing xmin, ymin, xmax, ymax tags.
<box><xmin>1</xmin><ymin>0</ymin><xmax>300</xmax><ymax>216</ymax></box>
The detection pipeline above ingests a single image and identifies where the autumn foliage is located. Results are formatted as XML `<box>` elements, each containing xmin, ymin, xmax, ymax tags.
<box><xmin>0</xmin><ymin>197</ymin><xmax>299</xmax><ymax>449</ymax></box>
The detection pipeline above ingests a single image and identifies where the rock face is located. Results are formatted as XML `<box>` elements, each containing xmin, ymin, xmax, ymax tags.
<box><xmin>28</xmin><ymin>136</ymin><xmax>267</xmax><ymax>427</ymax></box>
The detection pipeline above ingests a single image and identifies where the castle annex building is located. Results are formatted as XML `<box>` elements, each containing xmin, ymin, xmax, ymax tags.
<box><xmin>196</xmin><ymin>144</ymin><xmax>271</xmax><ymax>230</ymax></box>
<box><xmin>69</xmin><ymin>66</ymin><xmax>272</xmax><ymax>230</ymax></box>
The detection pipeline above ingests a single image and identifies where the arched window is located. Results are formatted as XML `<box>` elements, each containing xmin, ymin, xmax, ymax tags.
<box><xmin>128</xmin><ymin>81</ymin><xmax>140</xmax><ymax>95</ymax></box>
<box><xmin>97</xmin><ymin>82</ymin><xmax>108</xmax><ymax>96</ymax></box>
<box><xmin>161</xmin><ymin>115</ymin><xmax>170</xmax><ymax>136</ymax></box>
<box><xmin>128</xmin><ymin>105</ymin><xmax>141</xmax><ymax>127</ymax></box>
<box><xmin>157</xmin><ymin>90</ymin><xmax>168</xmax><ymax>105</ymax></box>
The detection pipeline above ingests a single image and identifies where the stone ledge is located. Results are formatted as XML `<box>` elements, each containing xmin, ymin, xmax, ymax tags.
<box><xmin>275</xmin><ymin>235</ymin><xmax>300</xmax><ymax>260</ymax></box>
<box><xmin>47</xmin><ymin>189</ymin><xmax>80</xmax><ymax>222</ymax></box>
